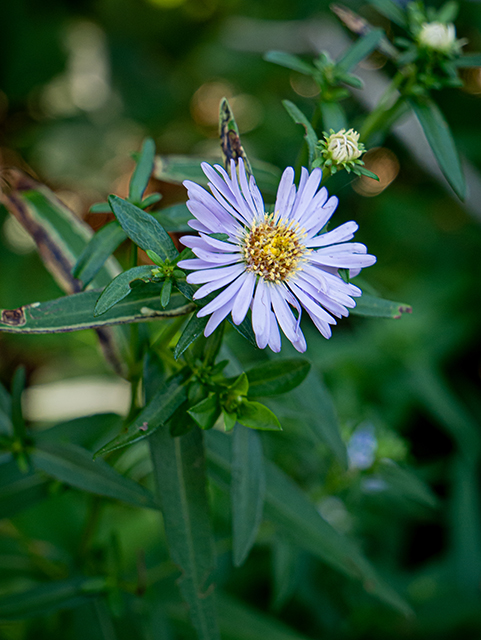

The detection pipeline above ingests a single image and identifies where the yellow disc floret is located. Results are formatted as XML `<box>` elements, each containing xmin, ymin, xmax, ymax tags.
<box><xmin>243</xmin><ymin>213</ymin><xmax>308</xmax><ymax>283</ymax></box>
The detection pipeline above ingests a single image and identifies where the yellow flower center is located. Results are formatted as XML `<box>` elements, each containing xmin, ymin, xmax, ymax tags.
<box><xmin>243</xmin><ymin>213</ymin><xmax>308</xmax><ymax>283</ymax></box>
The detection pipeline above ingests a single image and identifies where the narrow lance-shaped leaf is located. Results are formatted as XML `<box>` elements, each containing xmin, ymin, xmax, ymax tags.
<box><xmin>409</xmin><ymin>96</ymin><xmax>466</xmax><ymax>200</ymax></box>
<box><xmin>245</xmin><ymin>358</ymin><xmax>311</xmax><ymax>398</ymax></box>
<box><xmin>150</xmin><ymin>426</ymin><xmax>221</xmax><ymax>640</ymax></box>
<box><xmin>174</xmin><ymin>314</ymin><xmax>209</xmax><ymax>360</ymax></box>
<box><xmin>129</xmin><ymin>137</ymin><xmax>156</xmax><ymax>204</ymax></box>
<box><xmin>351</xmin><ymin>293</ymin><xmax>412</xmax><ymax>318</ymax></box>
<box><xmin>11</xmin><ymin>366</ymin><xmax>26</xmax><ymax>442</ymax></box>
<box><xmin>0</xmin><ymin>460</ymin><xmax>50</xmax><ymax>520</ymax></box>
<box><xmin>72</xmin><ymin>221</ymin><xmax>127</xmax><ymax>288</ymax></box>
<box><xmin>94</xmin><ymin>374</ymin><xmax>188</xmax><ymax>457</ymax></box>
<box><xmin>0</xmin><ymin>577</ymin><xmax>107</xmax><ymax>620</ymax></box>
<box><xmin>263</xmin><ymin>51</ymin><xmax>317</xmax><ymax>76</ymax></box>
<box><xmin>282</xmin><ymin>100</ymin><xmax>318</xmax><ymax>167</ymax></box>
<box><xmin>454</xmin><ymin>53</ymin><xmax>481</xmax><ymax>67</ymax></box>
<box><xmin>0</xmin><ymin>288</ymin><xmax>195</xmax><ymax>335</ymax></box>
<box><xmin>94</xmin><ymin>265</ymin><xmax>154</xmax><ymax>317</ymax></box>
<box><xmin>232</xmin><ymin>424</ymin><xmax>265</xmax><ymax>566</ymax></box>
<box><xmin>320</xmin><ymin>102</ymin><xmax>347</xmax><ymax>133</ymax></box>
<box><xmin>366</xmin><ymin>0</ymin><xmax>407</xmax><ymax>27</ymax></box>
<box><xmin>31</xmin><ymin>440</ymin><xmax>161</xmax><ymax>510</ymax></box>
<box><xmin>336</xmin><ymin>29</ymin><xmax>385</xmax><ymax>72</ymax></box>
<box><xmin>108</xmin><ymin>195</ymin><xmax>179</xmax><ymax>262</ymax></box>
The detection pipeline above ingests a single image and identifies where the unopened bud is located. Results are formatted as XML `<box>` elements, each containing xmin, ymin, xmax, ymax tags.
<box><xmin>325</xmin><ymin>129</ymin><xmax>363</xmax><ymax>164</ymax></box>
<box><xmin>418</xmin><ymin>22</ymin><xmax>457</xmax><ymax>53</ymax></box>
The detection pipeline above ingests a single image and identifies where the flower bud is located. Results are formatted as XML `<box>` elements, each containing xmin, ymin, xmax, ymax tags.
<box><xmin>325</xmin><ymin>129</ymin><xmax>362</xmax><ymax>164</ymax></box>
<box><xmin>418</xmin><ymin>22</ymin><xmax>457</xmax><ymax>53</ymax></box>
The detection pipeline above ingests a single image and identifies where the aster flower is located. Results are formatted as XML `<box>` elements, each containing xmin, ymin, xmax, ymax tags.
<box><xmin>177</xmin><ymin>159</ymin><xmax>376</xmax><ymax>353</ymax></box>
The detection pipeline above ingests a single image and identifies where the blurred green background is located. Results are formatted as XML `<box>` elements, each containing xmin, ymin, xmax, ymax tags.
<box><xmin>1</xmin><ymin>0</ymin><xmax>481</xmax><ymax>638</ymax></box>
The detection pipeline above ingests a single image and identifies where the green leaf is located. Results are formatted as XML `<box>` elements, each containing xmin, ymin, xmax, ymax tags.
<box><xmin>280</xmin><ymin>371</ymin><xmax>348</xmax><ymax>468</ymax></box>
<box><xmin>264</xmin><ymin>51</ymin><xmax>317</xmax><ymax>76</ymax></box>
<box><xmin>94</xmin><ymin>375</ymin><xmax>188</xmax><ymax>457</ymax></box>
<box><xmin>451</xmin><ymin>455</ymin><xmax>481</xmax><ymax>589</ymax></box>
<box><xmin>409</xmin><ymin>97</ymin><xmax>466</xmax><ymax>200</ymax></box>
<box><xmin>0</xmin><ymin>288</ymin><xmax>194</xmax><ymax>335</ymax></box>
<box><xmin>282</xmin><ymin>100</ymin><xmax>318</xmax><ymax>167</ymax></box>
<box><xmin>37</xmin><ymin>413</ymin><xmax>123</xmax><ymax>449</ymax></box>
<box><xmin>369</xmin><ymin>0</ymin><xmax>407</xmax><ymax>27</ymax></box>
<box><xmin>319</xmin><ymin>102</ymin><xmax>347</xmax><ymax>132</ymax></box>
<box><xmin>150</xmin><ymin>427</ymin><xmax>221</xmax><ymax>640</ymax></box>
<box><xmin>140</xmin><ymin>192</ymin><xmax>162</xmax><ymax>208</ymax></box>
<box><xmin>152</xmin><ymin>203</ymin><xmax>192</xmax><ymax>232</ymax></box>
<box><xmin>215</xmin><ymin>592</ymin><xmax>309</xmax><ymax>640</ymax></box>
<box><xmin>206</xmin><ymin>431</ymin><xmax>412</xmax><ymax>616</ymax></box>
<box><xmin>129</xmin><ymin>137</ymin><xmax>156</xmax><ymax>204</ymax></box>
<box><xmin>0</xmin><ymin>577</ymin><xmax>106</xmax><ymax>619</ymax></box>
<box><xmin>227</xmin><ymin>315</ymin><xmax>258</xmax><ymax>349</ymax></box>
<box><xmin>351</xmin><ymin>293</ymin><xmax>412</xmax><ymax>318</ymax></box>
<box><xmin>245</xmin><ymin>358</ymin><xmax>311</xmax><ymax>397</ymax></box>
<box><xmin>237</xmin><ymin>401</ymin><xmax>282</xmax><ymax>431</ymax></box>
<box><xmin>89</xmin><ymin>202</ymin><xmax>112</xmax><ymax>213</ymax></box>
<box><xmin>72</xmin><ymin>221</ymin><xmax>127</xmax><ymax>288</ymax></box>
<box><xmin>454</xmin><ymin>53</ymin><xmax>481</xmax><ymax>67</ymax></box>
<box><xmin>188</xmin><ymin>395</ymin><xmax>221</xmax><ymax>431</ymax></box>
<box><xmin>94</xmin><ymin>266</ymin><xmax>155</xmax><ymax>316</ymax></box>
<box><xmin>0</xmin><ymin>382</ymin><xmax>12</xmax><ymax>436</ymax></box>
<box><xmin>108</xmin><ymin>195</ymin><xmax>178</xmax><ymax>262</ymax></box>
<box><xmin>231</xmin><ymin>425</ymin><xmax>265</xmax><ymax>566</ymax></box>
<box><xmin>11</xmin><ymin>366</ymin><xmax>26</xmax><ymax>442</ymax></box>
<box><xmin>0</xmin><ymin>460</ymin><xmax>50</xmax><ymax>519</ymax></box>
<box><xmin>161</xmin><ymin>278</ymin><xmax>173</xmax><ymax>308</ymax></box>
<box><xmin>154</xmin><ymin>156</ymin><xmax>282</xmax><ymax>196</ymax></box>
<box><xmin>377</xmin><ymin>460</ymin><xmax>439</xmax><ymax>508</ymax></box>
<box><xmin>271</xmin><ymin>540</ymin><xmax>299</xmax><ymax>611</ymax></box>
<box><xmin>336</xmin><ymin>29</ymin><xmax>385</xmax><ymax>72</ymax></box>
<box><xmin>174</xmin><ymin>313</ymin><xmax>209</xmax><ymax>360</ymax></box>
<box><xmin>31</xmin><ymin>440</ymin><xmax>160</xmax><ymax>510</ymax></box>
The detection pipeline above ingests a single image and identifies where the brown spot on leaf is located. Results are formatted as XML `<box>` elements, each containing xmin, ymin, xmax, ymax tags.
<box><xmin>1</xmin><ymin>307</ymin><xmax>26</xmax><ymax>326</ymax></box>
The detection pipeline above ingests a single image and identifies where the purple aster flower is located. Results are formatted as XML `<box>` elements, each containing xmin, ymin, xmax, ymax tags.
<box><xmin>177</xmin><ymin>159</ymin><xmax>376</xmax><ymax>353</ymax></box>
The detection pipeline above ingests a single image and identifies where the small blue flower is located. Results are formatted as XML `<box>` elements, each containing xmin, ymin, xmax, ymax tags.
<box><xmin>178</xmin><ymin>160</ymin><xmax>376</xmax><ymax>352</ymax></box>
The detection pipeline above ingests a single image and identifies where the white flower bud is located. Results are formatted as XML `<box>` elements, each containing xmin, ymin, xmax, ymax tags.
<box><xmin>418</xmin><ymin>22</ymin><xmax>457</xmax><ymax>53</ymax></box>
<box><xmin>326</xmin><ymin>129</ymin><xmax>362</xmax><ymax>164</ymax></box>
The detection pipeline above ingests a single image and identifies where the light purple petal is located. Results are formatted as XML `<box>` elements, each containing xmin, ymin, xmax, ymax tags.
<box><xmin>268</xmin><ymin>311</ymin><xmax>281</xmax><ymax>352</ymax></box>
<box><xmin>270</xmin><ymin>285</ymin><xmax>304</xmax><ymax>350</ymax></box>
<box><xmin>231</xmin><ymin>271</ymin><xmax>256</xmax><ymax>325</ymax></box>
<box><xmin>188</xmin><ymin>219</ymin><xmax>211</xmax><ymax>234</ymax></box>
<box><xmin>187</xmin><ymin>263</ymin><xmax>245</xmax><ymax>285</ymax></box>
<box><xmin>274</xmin><ymin>167</ymin><xmax>295</xmax><ymax>220</ymax></box>
<box><xmin>197</xmin><ymin>275</ymin><xmax>246</xmax><ymax>316</ymax></box>
<box><xmin>203</xmin><ymin>299</ymin><xmax>235</xmax><ymax>337</ymax></box>
<box><xmin>191</xmin><ymin>247</ymin><xmax>242</xmax><ymax>264</ymax></box>
<box><xmin>305</xmin><ymin>221</ymin><xmax>359</xmax><ymax>248</ymax></box>
<box><xmin>252</xmin><ymin>279</ymin><xmax>271</xmax><ymax>349</ymax></box>
<box><xmin>288</xmin><ymin>281</ymin><xmax>335</xmax><ymax>325</ymax></box>
<box><xmin>291</xmin><ymin>168</ymin><xmax>322</xmax><ymax>223</ymax></box>
<box><xmin>192</xmin><ymin>266</ymin><xmax>245</xmax><ymax>299</ymax></box>
<box><xmin>304</xmin><ymin>196</ymin><xmax>339</xmax><ymax>237</ymax></box>
<box><xmin>249</xmin><ymin>175</ymin><xmax>265</xmax><ymax>218</ymax></box>
<box><xmin>237</xmin><ymin>158</ymin><xmax>258</xmax><ymax>216</ymax></box>
<box><xmin>199</xmin><ymin>233</ymin><xmax>241</xmax><ymax>253</ymax></box>
<box><xmin>307</xmin><ymin>310</ymin><xmax>333</xmax><ymax>339</ymax></box>
<box><xmin>178</xmin><ymin>258</ymin><xmax>222</xmax><ymax>270</ymax></box>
